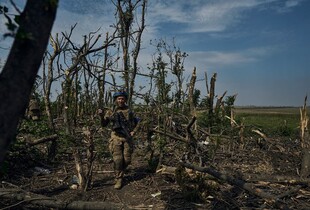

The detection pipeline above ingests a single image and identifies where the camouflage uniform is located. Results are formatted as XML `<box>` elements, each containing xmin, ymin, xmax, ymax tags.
<box><xmin>101</xmin><ymin>105</ymin><xmax>139</xmax><ymax>188</ymax></box>
<box><xmin>28</xmin><ymin>97</ymin><xmax>40</xmax><ymax>121</ymax></box>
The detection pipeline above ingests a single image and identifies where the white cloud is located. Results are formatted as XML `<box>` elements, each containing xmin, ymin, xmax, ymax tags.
<box><xmin>184</xmin><ymin>46</ymin><xmax>276</xmax><ymax>74</ymax></box>
<box><xmin>147</xmin><ymin>0</ymin><xmax>304</xmax><ymax>33</ymax></box>
<box><xmin>148</xmin><ymin>0</ymin><xmax>266</xmax><ymax>33</ymax></box>
<box><xmin>189</xmin><ymin>0</ymin><xmax>265</xmax><ymax>33</ymax></box>
<box><xmin>261</xmin><ymin>0</ymin><xmax>305</xmax><ymax>13</ymax></box>
<box><xmin>285</xmin><ymin>0</ymin><xmax>303</xmax><ymax>8</ymax></box>
<box><xmin>188</xmin><ymin>50</ymin><xmax>251</xmax><ymax>66</ymax></box>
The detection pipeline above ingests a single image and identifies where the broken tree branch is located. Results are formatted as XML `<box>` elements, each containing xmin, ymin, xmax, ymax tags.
<box><xmin>244</xmin><ymin>174</ymin><xmax>310</xmax><ymax>186</ymax></box>
<box><xmin>180</xmin><ymin>161</ymin><xmax>290</xmax><ymax>209</ymax></box>
<box><xmin>151</xmin><ymin>128</ymin><xmax>188</xmax><ymax>143</ymax></box>
<box><xmin>28</xmin><ymin>134</ymin><xmax>58</xmax><ymax>146</ymax></box>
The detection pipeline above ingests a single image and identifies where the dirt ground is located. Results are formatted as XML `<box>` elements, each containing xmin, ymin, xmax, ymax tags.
<box><xmin>2</xmin><ymin>135</ymin><xmax>310</xmax><ymax>210</ymax></box>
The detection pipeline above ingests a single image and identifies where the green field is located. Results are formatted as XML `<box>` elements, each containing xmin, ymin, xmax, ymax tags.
<box><xmin>234</xmin><ymin>107</ymin><xmax>302</xmax><ymax>137</ymax></box>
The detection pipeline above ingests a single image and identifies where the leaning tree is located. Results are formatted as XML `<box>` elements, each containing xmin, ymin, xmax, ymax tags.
<box><xmin>0</xmin><ymin>0</ymin><xmax>58</xmax><ymax>163</ymax></box>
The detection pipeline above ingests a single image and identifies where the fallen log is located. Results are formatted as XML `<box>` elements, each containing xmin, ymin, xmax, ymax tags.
<box><xmin>30</xmin><ymin>183</ymin><xmax>69</xmax><ymax>194</ymax></box>
<box><xmin>0</xmin><ymin>188</ymin><xmax>125</xmax><ymax>210</ymax></box>
<box><xmin>244</xmin><ymin>174</ymin><xmax>310</xmax><ymax>186</ymax></box>
<box><xmin>180</xmin><ymin>161</ymin><xmax>290</xmax><ymax>210</ymax></box>
<box><xmin>157</xmin><ymin>165</ymin><xmax>310</xmax><ymax>187</ymax></box>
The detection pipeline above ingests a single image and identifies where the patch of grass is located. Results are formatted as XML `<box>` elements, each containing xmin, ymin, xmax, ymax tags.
<box><xmin>235</xmin><ymin>107</ymin><xmax>300</xmax><ymax>137</ymax></box>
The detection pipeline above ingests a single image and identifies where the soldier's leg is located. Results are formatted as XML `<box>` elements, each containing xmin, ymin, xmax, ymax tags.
<box><xmin>109</xmin><ymin>139</ymin><xmax>124</xmax><ymax>173</ymax></box>
<box><xmin>109</xmin><ymin>137</ymin><xmax>125</xmax><ymax>189</ymax></box>
<box><xmin>123</xmin><ymin>140</ymin><xmax>133</xmax><ymax>169</ymax></box>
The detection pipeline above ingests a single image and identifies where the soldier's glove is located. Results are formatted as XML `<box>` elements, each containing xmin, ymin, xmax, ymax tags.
<box><xmin>97</xmin><ymin>109</ymin><xmax>105</xmax><ymax>117</ymax></box>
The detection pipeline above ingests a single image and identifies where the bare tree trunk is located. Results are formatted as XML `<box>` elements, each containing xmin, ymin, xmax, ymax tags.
<box><xmin>207</xmin><ymin>73</ymin><xmax>217</xmax><ymax>132</ymax></box>
<box><xmin>83</xmin><ymin>127</ymin><xmax>96</xmax><ymax>191</ymax></box>
<box><xmin>74</xmin><ymin>149</ymin><xmax>86</xmax><ymax>191</ymax></box>
<box><xmin>188</xmin><ymin>67</ymin><xmax>197</xmax><ymax>117</ymax></box>
<box><xmin>62</xmin><ymin>78</ymin><xmax>72</xmax><ymax>135</ymax></box>
<box><xmin>117</xmin><ymin>0</ymin><xmax>131</xmax><ymax>92</ymax></box>
<box><xmin>98</xmin><ymin>32</ymin><xmax>109</xmax><ymax>108</ymax></box>
<box><xmin>43</xmin><ymin>33</ymin><xmax>68</xmax><ymax>132</ymax></box>
<box><xmin>209</xmin><ymin>73</ymin><xmax>216</xmax><ymax>115</ymax></box>
<box><xmin>44</xmin><ymin>27</ymin><xmax>75</xmax><ymax>127</ymax></box>
<box><xmin>43</xmin><ymin>53</ymin><xmax>56</xmax><ymax>131</ymax></box>
<box><xmin>204</xmin><ymin>72</ymin><xmax>209</xmax><ymax>95</ymax></box>
<box><xmin>300</xmin><ymin>96</ymin><xmax>309</xmax><ymax>147</ymax></box>
<box><xmin>0</xmin><ymin>0</ymin><xmax>58</xmax><ymax>163</ymax></box>
<box><xmin>300</xmin><ymin>96</ymin><xmax>310</xmax><ymax>178</ymax></box>
<box><xmin>215</xmin><ymin>90</ymin><xmax>227</xmax><ymax>110</ymax></box>
<box><xmin>174</xmin><ymin>52</ymin><xmax>185</xmax><ymax>109</ymax></box>
<box><xmin>128</xmin><ymin>0</ymin><xmax>147</xmax><ymax>106</ymax></box>
<box><xmin>73</xmin><ymin>71</ymin><xmax>79</xmax><ymax>125</ymax></box>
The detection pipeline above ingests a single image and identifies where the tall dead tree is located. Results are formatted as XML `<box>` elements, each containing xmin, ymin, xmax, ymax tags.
<box><xmin>116</xmin><ymin>0</ymin><xmax>132</xmax><ymax>92</ymax></box>
<box><xmin>173</xmin><ymin>50</ymin><xmax>187</xmax><ymax>109</ymax></box>
<box><xmin>128</xmin><ymin>0</ymin><xmax>146</xmax><ymax>105</ymax></box>
<box><xmin>208</xmin><ymin>73</ymin><xmax>217</xmax><ymax>117</ymax></box>
<box><xmin>115</xmin><ymin>0</ymin><xmax>147</xmax><ymax>106</ymax></box>
<box><xmin>188</xmin><ymin>67</ymin><xmax>197</xmax><ymax>117</ymax></box>
<box><xmin>43</xmin><ymin>26</ymin><xmax>75</xmax><ymax>132</ymax></box>
<box><xmin>162</xmin><ymin>38</ymin><xmax>188</xmax><ymax>109</ymax></box>
<box><xmin>59</xmin><ymin>29</ymin><xmax>116</xmax><ymax>134</ymax></box>
<box><xmin>203</xmin><ymin>72</ymin><xmax>217</xmax><ymax>132</ymax></box>
<box><xmin>98</xmin><ymin>32</ymin><xmax>110</xmax><ymax>109</ymax></box>
<box><xmin>0</xmin><ymin>0</ymin><xmax>58</xmax><ymax>163</ymax></box>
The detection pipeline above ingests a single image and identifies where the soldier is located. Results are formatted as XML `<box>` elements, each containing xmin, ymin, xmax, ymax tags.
<box><xmin>98</xmin><ymin>91</ymin><xmax>139</xmax><ymax>189</ymax></box>
<box><xmin>28</xmin><ymin>96</ymin><xmax>40</xmax><ymax>121</ymax></box>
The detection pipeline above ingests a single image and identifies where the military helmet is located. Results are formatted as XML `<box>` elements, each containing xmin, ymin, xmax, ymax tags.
<box><xmin>113</xmin><ymin>91</ymin><xmax>128</xmax><ymax>100</ymax></box>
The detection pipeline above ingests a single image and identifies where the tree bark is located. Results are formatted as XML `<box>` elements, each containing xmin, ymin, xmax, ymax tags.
<box><xmin>300</xmin><ymin>96</ymin><xmax>310</xmax><ymax>177</ymax></box>
<box><xmin>0</xmin><ymin>0</ymin><xmax>58</xmax><ymax>163</ymax></box>
<box><xmin>188</xmin><ymin>67</ymin><xmax>196</xmax><ymax>117</ymax></box>
<box><xmin>74</xmin><ymin>149</ymin><xmax>86</xmax><ymax>191</ymax></box>
<box><xmin>207</xmin><ymin>73</ymin><xmax>217</xmax><ymax>132</ymax></box>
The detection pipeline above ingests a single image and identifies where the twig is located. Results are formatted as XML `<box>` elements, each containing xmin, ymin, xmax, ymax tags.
<box><xmin>276</xmin><ymin>186</ymin><xmax>303</xmax><ymax>200</ymax></box>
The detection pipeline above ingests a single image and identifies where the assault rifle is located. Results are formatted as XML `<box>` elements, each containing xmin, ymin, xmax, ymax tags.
<box><xmin>114</xmin><ymin>112</ymin><xmax>132</xmax><ymax>139</ymax></box>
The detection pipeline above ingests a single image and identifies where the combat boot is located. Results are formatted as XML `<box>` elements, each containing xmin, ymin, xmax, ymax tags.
<box><xmin>114</xmin><ymin>178</ymin><xmax>123</xmax><ymax>189</ymax></box>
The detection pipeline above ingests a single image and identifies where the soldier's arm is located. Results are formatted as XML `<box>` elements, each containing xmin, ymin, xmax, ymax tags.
<box><xmin>130</xmin><ymin>114</ymin><xmax>141</xmax><ymax>136</ymax></box>
<box><xmin>98</xmin><ymin>109</ymin><xmax>113</xmax><ymax>127</ymax></box>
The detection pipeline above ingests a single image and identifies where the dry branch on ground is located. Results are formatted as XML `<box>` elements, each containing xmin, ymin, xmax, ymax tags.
<box><xmin>0</xmin><ymin>187</ymin><xmax>125</xmax><ymax>210</ymax></box>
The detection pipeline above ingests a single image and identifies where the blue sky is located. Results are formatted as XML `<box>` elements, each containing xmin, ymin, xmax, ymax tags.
<box><xmin>1</xmin><ymin>0</ymin><xmax>309</xmax><ymax>106</ymax></box>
